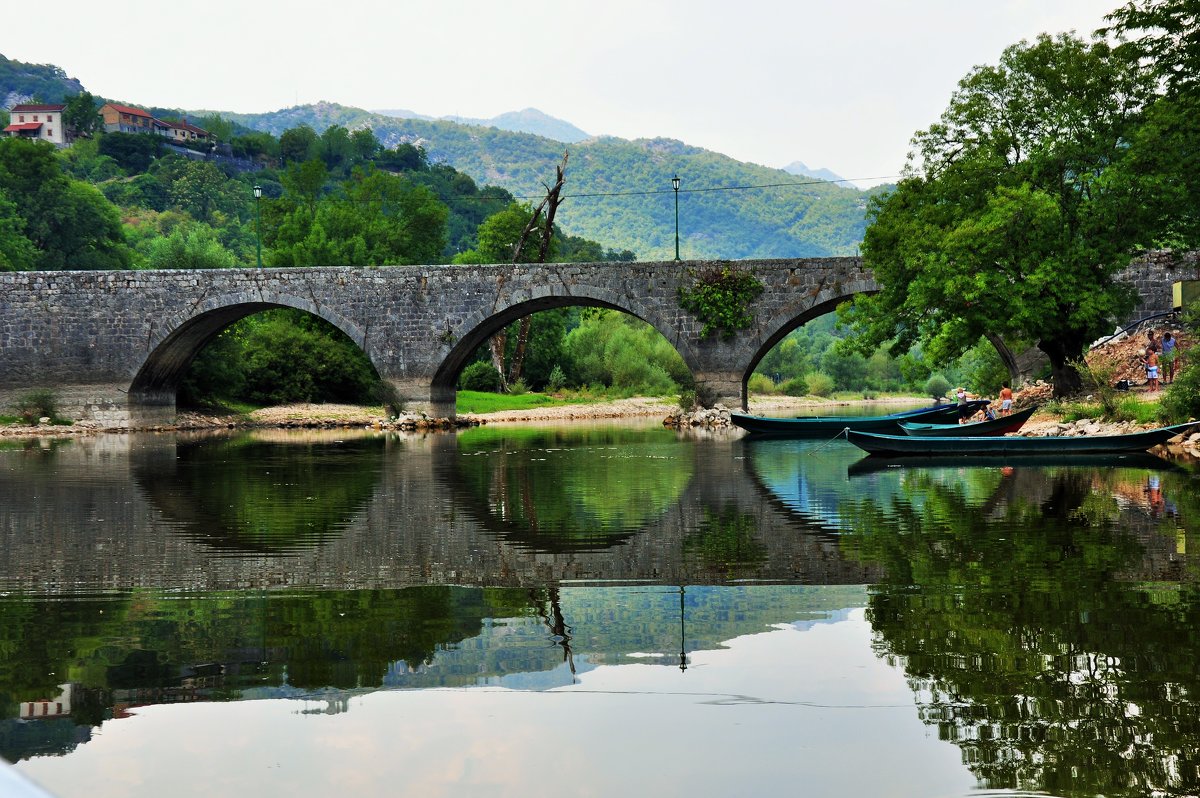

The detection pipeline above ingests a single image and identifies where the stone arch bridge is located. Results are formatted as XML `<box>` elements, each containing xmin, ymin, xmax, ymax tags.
<box><xmin>0</xmin><ymin>255</ymin><xmax>1186</xmax><ymax>425</ymax></box>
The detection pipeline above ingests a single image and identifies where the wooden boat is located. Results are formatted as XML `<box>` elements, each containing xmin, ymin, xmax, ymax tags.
<box><xmin>899</xmin><ymin>405</ymin><xmax>1037</xmax><ymax>437</ymax></box>
<box><xmin>731</xmin><ymin>400</ymin><xmax>988</xmax><ymax>437</ymax></box>
<box><xmin>845</xmin><ymin>422</ymin><xmax>1199</xmax><ymax>457</ymax></box>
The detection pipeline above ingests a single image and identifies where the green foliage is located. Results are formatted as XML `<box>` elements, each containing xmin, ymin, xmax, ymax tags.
<box><xmin>841</xmin><ymin>34</ymin><xmax>1153</xmax><ymax>397</ymax></box>
<box><xmin>219</xmin><ymin>102</ymin><xmax>873</xmax><ymax>260</ymax></box>
<box><xmin>10</xmin><ymin>389</ymin><xmax>60</xmax><ymax>424</ymax></box>
<box><xmin>0</xmin><ymin>137</ymin><xmax>131</xmax><ymax>270</ymax></box>
<box><xmin>678</xmin><ymin>266</ymin><xmax>765</xmax><ymax>339</ymax></box>
<box><xmin>747</xmin><ymin>373</ymin><xmax>777</xmax><ymax>395</ymax></box>
<box><xmin>923</xmin><ymin>373</ymin><xmax>951</xmax><ymax>401</ymax></box>
<box><xmin>779</xmin><ymin>376</ymin><xmax>809</xmax><ymax>397</ymax></box>
<box><xmin>0</xmin><ymin>53</ymin><xmax>84</xmax><ymax>103</ymax></box>
<box><xmin>0</xmin><ymin>192</ymin><xmax>37</xmax><ymax>271</ymax></box>
<box><xmin>476</xmin><ymin>202</ymin><xmax>554</xmax><ymax>263</ymax></box>
<box><xmin>98</xmin><ymin>132</ymin><xmax>162</xmax><ymax>173</ymax></box>
<box><xmin>1160</xmin><ymin>358</ymin><xmax>1200</xmax><ymax>422</ymax></box>
<box><xmin>62</xmin><ymin>91</ymin><xmax>101</xmax><ymax>138</ymax></box>
<box><xmin>142</xmin><ymin>225</ymin><xmax>238</xmax><ymax>270</ymax></box>
<box><xmin>546</xmin><ymin>364</ymin><xmax>567</xmax><ymax>392</ymax></box>
<box><xmin>179</xmin><ymin>309</ymin><xmax>379</xmax><ymax>406</ymax></box>
<box><xmin>459</xmin><ymin>361</ymin><xmax>503</xmax><ymax>392</ymax></box>
<box><xmin>266</xmin><ymin>165</ymin><xmax>448</xmax><ymax>267</ymax></box>
<box><xmin>455</xmin><ymin>390</ymin><xmax>573</xmax><ymax>414</ymax></box>
<box><xmin>806</xmin><ymin>372</ymin><xmax>834</xmax><ymax>397</ymax></box>
<box><xmin>564</xmin><ymin>310</ymin><xmax>689</xmax><ymax>394</ymax></box>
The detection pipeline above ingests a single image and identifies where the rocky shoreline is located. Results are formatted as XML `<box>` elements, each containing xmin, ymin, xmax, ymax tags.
<box><xmin>3</xmin><ymin>396</ymin><xmax>1199</xmax><ymax>459</ymax></box>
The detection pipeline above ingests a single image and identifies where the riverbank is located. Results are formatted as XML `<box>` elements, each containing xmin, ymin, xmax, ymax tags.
<box><xmin>3</xmin><ymin>395</ymin><xmax>1199</xmax><ymax>461</ymax></box>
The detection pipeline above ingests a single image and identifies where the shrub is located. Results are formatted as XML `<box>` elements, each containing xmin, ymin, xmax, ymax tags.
<box><xmin>924</xmin><ymin>373</ymin><xmax>952</xmax><ymax>401</ymax></box>
<box><xmin>546</xmin><ymin>364</ymin><xmax>567</xmax><ymax>392</ymax></box>
<box><xmin>678</xmin><ymin>389</ymin><xmax>698</xmax><ymax>411</ymax></box>
<box><xmin>459</xmin><ymin>361</ymin><xmax>503</xmax><ymax>392</ymax></box>
<box><xmin>12</xmin><ymin>389</ymin><xmax>59</xmax><ymax>424</ymax></box>
<box><xmin>747</xmin><ymin>373</ymin><xmax>777</xmax><ymax>395</ymax></box>
<box><xmin>806</xmin><ymin>372</ymin><xmax>835</xmax><ymax>397</ymax></box>
<box><xmin>780</xmin><ymin>376</ymin><xmax>809</xmax><ymax>397</ymax></box>
<box><xmin>1160</xmin><ymin>358</ymin><xmax>1200</xmax><ymax>422</ymax></box>
<box><xmin>508</xmin><ymin>378</ymin><xmax>529</xmax><ymax>396</ymax></box>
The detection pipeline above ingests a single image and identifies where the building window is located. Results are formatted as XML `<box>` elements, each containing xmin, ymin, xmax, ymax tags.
<box><xmin>18</xmin><ymin>115</ymin><xmax>24</xmax><ymax>122</ymax></box>
<box><xmin>33</xmin><ymin>115</ymin><xmax>38</xmax><ymax>122</ymax></box>
<box><xmin>46</xmin><ymin>129</ymin><xmax>52</xmax><ymax>137</ymax></box>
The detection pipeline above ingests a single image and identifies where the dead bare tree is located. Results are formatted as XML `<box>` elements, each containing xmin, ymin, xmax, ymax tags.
<box><xmin>487</xmin><ymin>151</ymin><xmax>569</xmax><ymax>390</ymax></box>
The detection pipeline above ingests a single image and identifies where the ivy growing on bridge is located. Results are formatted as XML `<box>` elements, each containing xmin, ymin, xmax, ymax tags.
<box><xmin>678</xmin><ymin>266</ymin><xmax>765</xmax><ymax>340</ymax></box>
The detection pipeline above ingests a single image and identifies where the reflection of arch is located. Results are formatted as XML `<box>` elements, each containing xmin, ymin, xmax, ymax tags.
<box><xmin>430</xmin><ymin>287</ymin><xmax>693</xmax><ymax>396</ymax></box>
<box><xmin>128</xmin><ymin>292</ymin><xmax>374</xmax><ymax>403</ymax></box>
<box><xmin>131</xmin><ymin>434</ymin><xmax>385</xmax><ymax>554</ymax></box>
<box><xmin>431</xmin><ymin>425</ymin><xmax>691</xmax><ymax>553</ymax></box>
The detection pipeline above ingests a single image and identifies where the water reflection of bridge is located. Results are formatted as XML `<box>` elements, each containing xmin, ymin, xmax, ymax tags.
<box><xmin>0</xmin><ymin>431</ymin><xmax>879</xmax><ymax>593</ymax></box>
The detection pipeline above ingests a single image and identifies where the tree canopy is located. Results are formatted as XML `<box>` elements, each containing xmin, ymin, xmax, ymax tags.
<box><xmin>839</xmin><ymin>33</ymin><xmax>1156</xmax><ymax>395</ymax></box>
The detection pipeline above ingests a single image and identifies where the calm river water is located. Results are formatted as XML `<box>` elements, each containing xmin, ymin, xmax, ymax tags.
<box><xmin>2</xmin><ymin>419</ymin><xmax>1199</xmax><ymax>797</ymax></box>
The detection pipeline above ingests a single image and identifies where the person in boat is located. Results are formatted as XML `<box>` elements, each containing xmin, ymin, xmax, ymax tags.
<box><xmin>1162</xmin><ymin>332</ymin><xmax>1178</xmax><ymax>384</ymax></box>
<box><xmin>955</xmin><ymin>387</ymin><xmax>971</xmax><ymax>423</ymax></box>
<box><xmin>998</xmin><ymin>384</ymin><xmax>1014</xmax><ymax>416</ymax></box>
<box><xmin>1146</xmin><ymin>345</ymin><xmax>1160</xmax><ymax>392</ymax></box>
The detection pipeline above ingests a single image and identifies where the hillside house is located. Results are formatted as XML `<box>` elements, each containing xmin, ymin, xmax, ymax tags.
<box><xmin>100</xmin><ymin>102</ymin><xmax>168</xmax><ymax>135</ymax></box>
<box><xmin>3</xmin><ymin>103</ymin><xmax>67</xmax><ymax>145</ymax></box>
<box><xmin>162</xmin><ymin>117</ymin><xmax>210</xmax><ymax>143</ymax></box>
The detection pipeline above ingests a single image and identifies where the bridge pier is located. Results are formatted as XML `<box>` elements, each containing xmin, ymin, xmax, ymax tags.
<box><xmin>386</xmin><ymin>377</ymin><xmax>456</xmax><ymax>421</ymax></box>
<box><xmin>693</xmin><ymin>372</ymin><xmax>747</xmax><ymax>411</ymax></box>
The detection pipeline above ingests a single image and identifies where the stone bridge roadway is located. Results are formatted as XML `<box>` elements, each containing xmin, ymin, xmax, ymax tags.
<box><xmin>0</xmin><ymin>254</ymin><xmax>1188</xmax><ymax>425</ymax></box>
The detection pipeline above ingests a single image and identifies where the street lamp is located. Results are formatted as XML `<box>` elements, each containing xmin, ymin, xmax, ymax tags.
<box><xmin>671</xmin><ymin>174</ymin><xmax>681</xmax><ymax>261</ymax></box>
<box><xmin>253</xmin><ymin>185</ymin><xmax>263</xmax><ymax>269</ymax></box>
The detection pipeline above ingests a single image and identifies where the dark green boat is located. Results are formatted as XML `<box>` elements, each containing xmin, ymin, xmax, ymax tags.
<box><xmin>731</xmin><ymin>400</ymin><xmax>988</xmax><ymax>437</ymax></box>
<box><xmin>899</xmin><ymin>405</ymin><xmax>1038</xmax><ymax>437</ymax></box>
<box><xmin>846</xmin><ymin>422</ymin><xmax>1199</xmax><ymax>457</ymax></box>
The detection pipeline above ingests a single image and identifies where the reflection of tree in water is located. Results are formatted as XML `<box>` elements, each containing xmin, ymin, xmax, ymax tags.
<box><xmin>135</xmin><ymin>435</ymin><xmax>384</xmax><ymax>553</ymax></box>
<box><xmin>682</xmin><ymin>503</ymin><xmax>767</xmax><ymax>578</ymax></box>
<box><xmin>843</xmin><ymin>466</ymin><xmax>1200</xmax><ymax>797</ymax></box>
<box><xmin>451</xmin><ymin>426</ymin><xmax>692</xmax><ymax>552</ymax></box>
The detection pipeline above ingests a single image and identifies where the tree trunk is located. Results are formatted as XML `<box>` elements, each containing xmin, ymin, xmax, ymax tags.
<box><xmin>507</xmin><ymin>152</ymin><xmax>568</xmax><ymax>387</ymax></box>
<box><xmin>489</xmin><ymin>330</ymin><xmax>509</xmax><ymax>393</ymax></box>
<box><xmin>1039</xmin><ymin>338</ymin><xmax>1085</xmax><ymax>397</ymax></box>
<box><xmin>984</xmin><ymin>332</ymin><xmax>1021</xmax><ymax>387</ymax></box>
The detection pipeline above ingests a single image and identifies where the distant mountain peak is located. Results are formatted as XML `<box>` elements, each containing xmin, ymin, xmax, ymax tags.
<box><xmin>374</xmin><ymin>106</ymin><xmax>589</xmax><ymax>143</ymax></box>
<box><xmin>782</xmin><ymin>160</ymin><xmax>847</xmax><ymax>185</ymax></box>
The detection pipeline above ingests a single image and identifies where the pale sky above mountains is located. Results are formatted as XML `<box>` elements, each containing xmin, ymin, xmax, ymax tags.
<box><xmin>6</xmin><ymin>0</ymin><xmax>1118</xmax><ymax>187</ymax></box>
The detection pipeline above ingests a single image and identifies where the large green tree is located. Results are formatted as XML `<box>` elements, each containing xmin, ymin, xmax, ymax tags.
<box><xmin>0</xmin><ymin>137</ymin><xmax>131</xmax><ymax>270</ymax></box>
<box><xmin>839</xmin><ymin>34</ymin><xmax>1155</xmax><ymax>396</ymax></box>
<box><xmin>1102</xmin><ymin>0</ymin><xmax>1200</xmax><ymax>248</ymax></box>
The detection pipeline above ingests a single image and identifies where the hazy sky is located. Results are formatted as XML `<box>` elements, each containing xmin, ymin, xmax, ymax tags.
<box><xmin>5</xmin><ymin>0</ymin><xmax>1118</xmax><ymax>186</ymax></box>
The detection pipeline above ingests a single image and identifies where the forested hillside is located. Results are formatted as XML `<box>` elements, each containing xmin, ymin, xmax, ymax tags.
<box><xmin>213</xmin><ymin>102</ymin><xmax>878</xmax><ymax>260</ymax></box>
<box><xmin>0</xmin><ymin>54</ymin><xmax>86</xmax><ymax>108</ymax></box>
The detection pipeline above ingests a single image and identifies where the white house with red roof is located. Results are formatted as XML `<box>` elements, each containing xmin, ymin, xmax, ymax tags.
<box><xmin>4</xmin><ymin>103</ymin><xmax>67</xmax><ymax>145</ymax></box>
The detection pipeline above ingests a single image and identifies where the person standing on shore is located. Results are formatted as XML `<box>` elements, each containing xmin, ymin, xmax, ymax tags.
<box><xmin>1162</xmin><ymin>332</ymin><xmax>1178</xmax><ymax>384</ymax></box>
<box><xmin>955</xmin><ymin>387</ymin><xmax>970</xmax><ymax>423</ymax></box>
<box><xmin>1146</xmin><ymin>345</ymin><xmax>1160</xmax><ymax>391</ymax></box>
<box><xmin>999</xmin><ymin>384</ymin><xmax>1014</xmax><ymax>416</ymax></box>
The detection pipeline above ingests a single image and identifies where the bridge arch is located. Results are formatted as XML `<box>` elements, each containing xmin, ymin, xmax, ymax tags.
<box><xmin>128</xmin><ymin>291</ymin><xmax>374</xmax><ymax>406</ymax></box>
<box><xmin>429</xmin><ymin>283</ymin><xmax>698</xmax><ymax>399</ymax></box>
<box><xmin>739</xmin><ymin>281</ymin><xmax>878</xmax><ymax>403</ymax></box>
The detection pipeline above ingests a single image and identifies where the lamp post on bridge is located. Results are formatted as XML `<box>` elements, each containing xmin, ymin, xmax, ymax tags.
<box><xmin>253</xmin><ymin>184</ymin><xmax>263</xmax><ymax>269</ymax></box>
<box><xmin>672</xmin><ymin>174</ymin><xmax>681</xmax><ymax>261</ymax></box>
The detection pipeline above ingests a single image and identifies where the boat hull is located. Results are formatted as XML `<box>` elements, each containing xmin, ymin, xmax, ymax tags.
<box><xmin>732</xmin><ymin>401</ymin><xmax>987</xmax><ymax>437</ymax></box>
<box><xmin>846</xmin><ymin>423</ymin><xmax>1198</xmax><ymax>456</ymax></box>
<box><xmin>899</xmin><ymin>405</ymin><xmax>1037</xmax><ymax>437</ymax></box>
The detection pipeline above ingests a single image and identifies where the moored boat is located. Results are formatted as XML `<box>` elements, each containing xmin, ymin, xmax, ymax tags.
<box><xmin>845</xmin><ymin>422</ymin><xmax>1199</xmax><ymax>457</ymax></box>
<box><xmin>731</xmin><ymin>400</ymin><xmax>989</xmax><ymax>437</ymax></box>
<box><xmin>899</xmin><ymin>405</ymin><xmax>1037</xmax><ymax>437</ymax></box>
